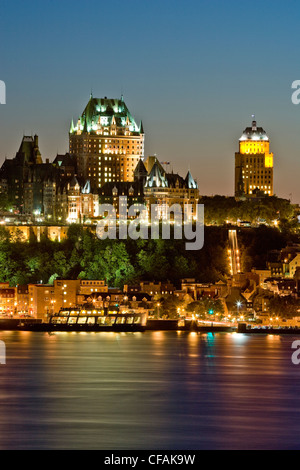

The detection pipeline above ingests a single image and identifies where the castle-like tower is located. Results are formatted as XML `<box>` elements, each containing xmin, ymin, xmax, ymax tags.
<box><xmin>69</xmin><ymin>95</ymin><xmax>144</xmax><ymax>189</ymax></box>
<box><xmin>235</xmin><ymin>117</ymin><xmax>274</xmax><ymax>198</ymax></box>
<box><xmin>144</xmin><ymin>158</ymin><xmax>199</xmax><ymax>221</ymax></box>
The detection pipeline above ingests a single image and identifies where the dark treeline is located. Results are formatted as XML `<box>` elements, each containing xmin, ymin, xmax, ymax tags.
<box><xmin>0</xmin><ymin>224</ymin><xmax>297</xmax><ymax>288</ymax></box>
<box><xmin>201</xmin><ymin>195</ymin><xmax>297</xmax><ymax>227</ymax></box>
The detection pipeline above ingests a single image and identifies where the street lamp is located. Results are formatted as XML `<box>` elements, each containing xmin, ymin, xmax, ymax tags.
<box><xmin>236</xmin><ymin>301</ymin><xmax>243</xmax><ymax>320</ymax></box>
<box><xmin>157</xmin><ymin>303</ymin><xmax>160</xmax><ymax>318</ymax></box>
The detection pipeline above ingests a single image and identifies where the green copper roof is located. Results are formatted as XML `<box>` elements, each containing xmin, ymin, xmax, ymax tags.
<box><xmin>69</xmin><ymin>119</ymin><xmax>75</xmax><ymax>133</ymax></box>
<box><xmin>71</xmin><ymin>96</ymin><xmax>141</xmax><ymax>134</ymax></box>
<box><xmin>185</xmin><ymin>171</ymin><xmax>198</xmax><ymax>189</ymax></box>
<box><xmin>145</xmin><ymin>162</ymin><xmax>168</xmax><ymax>188</ymax></box>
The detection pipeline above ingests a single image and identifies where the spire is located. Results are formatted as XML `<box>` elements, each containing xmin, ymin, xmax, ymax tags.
<box><xmin>140</xmin><ymin>121</ymin><xmax>144</xmax><ymax>134</ymax></box>
<box><xmin>82</xmin><ymin>180</ymin><xmax>91</xmax><ymax>194</ymax></box>
<box><xmin>134</xmin><ymin>158</ymin><xmax>148</xmax><ymax>182</ymax></box>
<box><xmin>70</xmin><ymin>119</ymin><xmax>75</xmax><ymax>134</ymax></box>
<box><xmin>145</xmin><ymin>162</ymin><xmax>168</xmax><ymax>188</ymax></box>
<box><xmin>185</xmin><ymin>171</ymin><xmax>198</xmax><ymax>189</ymax></box>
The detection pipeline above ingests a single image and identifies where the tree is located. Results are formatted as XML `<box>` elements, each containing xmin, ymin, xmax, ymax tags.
<box><xmin>269</xmin><ymin>296</ymin><xmax>300</xmax><ymax>318</ymax></box>
<box><xmin>87</xmin><ymin>243</ymin><xmax>135</xmax><ymax>288</ymax></box>
<box><xmin>186</xmin><ymin>298</ymin><xmax>225</xmax><ymax>319</ymax></box>
<box><xmin>156</xmin><ymin>295</ymin><xmax>184</xmax><ymax>319</ymax></box>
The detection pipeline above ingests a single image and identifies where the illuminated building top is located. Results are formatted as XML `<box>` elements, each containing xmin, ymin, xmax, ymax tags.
<box><xmin>239</xmin><ymin>117</ymin><xmax>269</xmax><ymax>142</ymax></box>
<box><xmin>69</xmin><ymin>95</ymin><xmax>143</xmax><ymax>136</ymax></box>
<box><xmin>69</xmin><ymin>95</ymin><xmax>145</xmax><ymax>187</ymax></box>
<box><xmin>238</xmin><ymin>118</ymin><xmax>272</xmax><ymax>159</ymax></box>
<box><xmin>145</xmin><ymin>162</ymin><xmax>198</xmax><ymax>190</ymax></box>
<box><xmin>235</xmin><ymin>117</ymin><xmax>274</xmax><ymax>198</ymax></box>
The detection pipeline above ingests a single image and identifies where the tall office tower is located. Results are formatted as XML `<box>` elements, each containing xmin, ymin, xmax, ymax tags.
<box><xmin>235</xmin><ymin>117</ymin><xmax>274</xmax><ymax>198</ymax></box>
<box><xmin>69</xmin><ymin>95</ymin><xmax>144</xmax><ymax>189</ymax></box>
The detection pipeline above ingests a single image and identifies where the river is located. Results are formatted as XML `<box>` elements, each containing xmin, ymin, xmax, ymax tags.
<box><xmin>0</xmin><ymin>331</ymin><xmax>300</xmax><ymax>450</ymax></box>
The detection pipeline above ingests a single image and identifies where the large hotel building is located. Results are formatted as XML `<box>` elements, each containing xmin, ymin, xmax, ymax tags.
<box><xmin>69</xmin><ymin>95</ymin><xmax>144</xmax><ymax>189</ymax></box>
<box><xmin>235</xmin><ymin>118</ymin><xmax>274</xmax><ymax>198</ymax></box>
<box><xmin>0</xmin><ymin>93</ymin><xmax>199</xmax><ymax>224</ymax></box>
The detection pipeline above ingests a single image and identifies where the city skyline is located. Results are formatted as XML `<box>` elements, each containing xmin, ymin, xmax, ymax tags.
<box><xmin>1</xmin><ymin>1</ymin><xmax>300</xmax><ymax>453</ymax></box>
<box><xmin>0</xmin><ymin>95</ymin><xmax>296</xmax><ymax>203</ymax></box>
<box><xmin>1</xmin><ymin>0</ymin><xmax>300</xmax><ymax>203</ymax></box>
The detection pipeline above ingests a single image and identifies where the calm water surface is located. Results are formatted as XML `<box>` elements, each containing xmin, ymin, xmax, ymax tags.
<box><xmin>0</xmin><ymin>331</ymin><xmax>300</xmax><ymax>450</ymax></box>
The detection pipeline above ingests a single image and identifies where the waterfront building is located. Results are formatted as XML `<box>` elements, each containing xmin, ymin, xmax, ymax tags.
<box><xmin>6</xmin><ymin>279</ymin><xmax>158</xmax><ymax>320</ymax></box>
<box><xmin>139</xmin><ymin>281</ymin><xmax>175</xmax><ymax>296</ymax></box>
<box><xmin>0</xmin><ymin>283</ymin><xmax>16</xmax><ymax>316</ymax></box>
<box><xmin>235</xmin><ymin>117</ymin><xmax>274</xmax><ymax>198</ymax></box>
<box><xmin>16</xmin><ymin>285</ymin><xmax>29</xmax><ymax>316</ymax></box>
<box><xmin>28</xmin><ymin>284</ymin><xmax>54</xmax><ymax>320</ymax></box>
<box><xmin>79</xmin><ymin>280</ymin><xmax>108</xmax><ymax>295</ymax></box>
<box><xmin>26</xmin><ymin>280</ymin><xmax>110</xmax><ymax>320</ymax></box>
<box><xmin>181</xmin><ymin>279</ymin><xmax>228</xmax><ymax>300</ymax></box>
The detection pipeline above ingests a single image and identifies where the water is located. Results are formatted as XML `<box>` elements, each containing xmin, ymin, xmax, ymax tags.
<box><xmin>0</xmin><ymin>330</ymin><xmax>300</xmax><ymax>450</ymax></box>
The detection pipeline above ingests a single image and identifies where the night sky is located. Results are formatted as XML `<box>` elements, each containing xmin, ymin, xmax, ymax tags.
<box><xmin>1</xmin><ymin>0</ymin><xmax>300</xmax><ymax>202</ymax></box>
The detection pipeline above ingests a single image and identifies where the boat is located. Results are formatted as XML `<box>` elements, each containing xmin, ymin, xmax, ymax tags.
<box><xmin>1</xmin><ymin>307</ymin><xmax>148</xmax><ymax>332</ymax></box>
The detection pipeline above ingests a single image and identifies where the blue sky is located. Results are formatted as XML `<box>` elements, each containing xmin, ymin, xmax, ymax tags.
<box><xmin>1</xmin><ymin>0</ymin><xmax>300</xmax><ymax>201</ymax></box>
